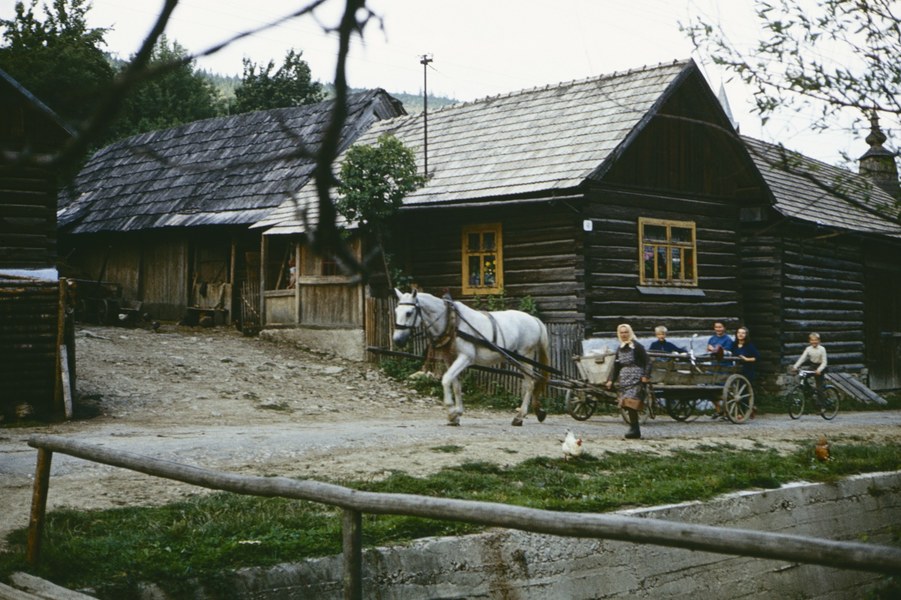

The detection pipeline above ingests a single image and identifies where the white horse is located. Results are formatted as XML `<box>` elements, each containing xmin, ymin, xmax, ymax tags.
<box><xmin>393</xmin><ymin>289</ymin><xmax>551</xmax><ymax>426</ymax></box>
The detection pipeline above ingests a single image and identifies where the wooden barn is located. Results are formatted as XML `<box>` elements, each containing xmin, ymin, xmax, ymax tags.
<box><xmin>0</xmin><ymin>68</ymin><xmax>76</xmax><ymax>422</ymax></box>
<box><xmin>57</xmin><ymin>89</ymin><xmax>405</xmax><ymax>327</ymax></box>
<box><xmin>258</xmin><ymin>59</ymin><xmax>772</xmax><ymax>366</ymax></box>
<box><xmin>741</xmin><ymin>124</ymin><xmax>901</xmax><ymax>390</ymax></box>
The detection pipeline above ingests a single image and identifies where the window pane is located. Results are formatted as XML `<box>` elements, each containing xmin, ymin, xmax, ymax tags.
<box><xmin>671</xmin><ymin>247</ymin><xmax>682</xmax><ymax>279</ymax></box>
<box><xmin>468</xmin><ymin>256</ymin><xmax>481</xmax><ymax>286</ymax></box>
<box><xmin>684</xmin><ymin>249</ymin><xmax>694</xmax><ymax>280</ymax></box>
<box><xmin>643</xmin><ymin>245</ymin><xmax>655</xmax><ymax>280</ymax></box>
<box><xmin>482</xmin><ymin>232</ymin><xmax>496</xmax><ymax>251</ymax></box>
<box><xmin>644</xmin><ymin>224</ymin><xmax>666</xmax><ymax>242</ymax></box>
<box><xmin>483</xmin><ymin>254</ymin><xmax>496</xmax><ymax>286</ymax></box>
<box><xmin>468</xmin><ymin>233</ymin><xmax>481</xmax><ymax>252</ymax></box>
<box><xmin>671</xmin><ymin>226</ymin><xmax>692</xmax><ymax>243</ymax></box>
<box><xmin>656</xmin><ymin>248</ymin><xmax>667</xmax><ymax>279</ymax></box>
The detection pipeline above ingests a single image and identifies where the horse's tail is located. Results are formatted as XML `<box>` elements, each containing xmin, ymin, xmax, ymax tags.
<box><xmin>533</xmin><ymin>319</ymin><xmax>551</xmax><ymax>399</ymax></box>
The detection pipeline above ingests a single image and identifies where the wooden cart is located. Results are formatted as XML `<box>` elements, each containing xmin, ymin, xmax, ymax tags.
<box><xmin>563</xmin><ymin>342</ymin><xmax>755</xmax><ymax>424</ymax></box>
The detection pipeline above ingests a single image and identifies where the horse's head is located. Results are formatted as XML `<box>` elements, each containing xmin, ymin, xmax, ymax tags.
<box><xmin>393</xmin><ymin>288</ymin><xmax>419</xmax><ymax>346</ymax></box>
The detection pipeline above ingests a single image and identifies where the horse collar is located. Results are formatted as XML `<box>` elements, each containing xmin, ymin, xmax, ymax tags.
<box><xmin>432</xmin><ymin>300</ymin><xmax>457</xmax><ymax>349</ymax></box>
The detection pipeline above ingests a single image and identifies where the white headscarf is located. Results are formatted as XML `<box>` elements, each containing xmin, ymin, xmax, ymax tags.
<box><xmin>616</xmin><ymin>323</ymin><xmax>636</xmax><ymax>348</ymax></box>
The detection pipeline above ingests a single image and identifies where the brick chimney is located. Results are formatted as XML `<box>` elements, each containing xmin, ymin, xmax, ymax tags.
<box><xmin>858</xmin><ymin>111</ymin><xmax>900</xmax><ymax>201</ymax></box>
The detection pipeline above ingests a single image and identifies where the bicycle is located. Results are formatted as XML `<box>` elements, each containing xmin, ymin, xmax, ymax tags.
<box><xmin>783</xmin><ymin>369</ymin><xmax>840</xmax><ymax>420</ymax></box>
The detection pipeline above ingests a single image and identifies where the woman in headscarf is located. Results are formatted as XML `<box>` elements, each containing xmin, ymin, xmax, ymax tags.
<box><xmin>605</xmin><ymin>323</ymin><xmax>651</xmax><ymax>439</ymax></box>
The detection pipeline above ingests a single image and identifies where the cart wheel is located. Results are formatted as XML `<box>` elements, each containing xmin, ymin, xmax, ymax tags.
<box><xmin>565</xmin><ymin>389</ymin><xmax>595</xmax><ymax>421</ymax></box>
<box><xmin>819</xmin><ymin>386</ymin><xmax>840</xmax><ymax>420</ymax></box>
<box><xmin>786</xmin><ymin>388</ymin><xmax>805</xmax><ymax>419</ymax></box>
<box><xmin>723</xmin><ymin>374</ymin><xmax>754</xmax><ymax>423</ymax></box>
<box><xmin>665</xmin><ymin>397</ymin><xmax>694</xmax><ymax>421</ymax></box>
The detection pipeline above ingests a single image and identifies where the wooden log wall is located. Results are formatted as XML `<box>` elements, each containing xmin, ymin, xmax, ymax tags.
<box><xmin>399</xmin><ymin>204</ymin><xmax>583</xmax><ymax>323</ymax></box>
<box><xmin>779</xmin><ymin>234</ymin><xmax>866</xmax><ymax>372</ymax></box>
<box><xmin>0</xmin><ymin>166</ymin><xmax>57</xmax><ymax>269</ymax></box>
<box><xmin>739</xmin><ymin>233</ymin><xmax>784</xmax><ymax>385</ymax></box>
<box><xmin>582</xmin><ymin>188</ymin><xmax>742</xmax><ymax>338</ymax></box>
<box><xmin>0</xmin><ymin>277</ymin><xmax>62</xmax><ymax>421</ymax></box>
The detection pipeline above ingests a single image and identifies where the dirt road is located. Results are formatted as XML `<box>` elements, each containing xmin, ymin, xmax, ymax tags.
<box><xmin>2</xmin><ymin>324</ymin><xmax>899</xmax><ymax>548</ymax></box>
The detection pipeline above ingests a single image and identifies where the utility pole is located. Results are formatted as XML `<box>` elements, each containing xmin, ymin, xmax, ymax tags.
<box><xmin>420</xmin><ymin>54</ymin><xmax>433</xmax><ymax>177</ymax></box>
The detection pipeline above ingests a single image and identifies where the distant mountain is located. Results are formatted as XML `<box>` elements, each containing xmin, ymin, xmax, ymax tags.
<box><xmin>386</xmin><ymin>91</ymin><xmax>459</xmax><ymax>114</ymax></box>
<box><xmin>317</xmin><ymin>84</ymin><xmax>458</xmax><ymax>114</ymax></box>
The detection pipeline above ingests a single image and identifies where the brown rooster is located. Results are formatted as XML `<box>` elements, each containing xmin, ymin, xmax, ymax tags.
<box><xmin>815</xmin><ymin>435</ymin><xmax>831</xmax><ymax>462</ymax></box>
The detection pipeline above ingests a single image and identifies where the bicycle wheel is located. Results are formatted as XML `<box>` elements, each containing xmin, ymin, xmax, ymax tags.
<box><xmin>819</xmin><ymin>386</ymin><xmax>840</xmax><ymax>420</ymax></box>
<box><xmin>565</xmin><ymin>389</ymin><xmax>595</xmax><ymax>421</ymax></box>
<box><xmin>786</xmin><ymin>388</ymin><xmax>805</xmax><ymax>419</ymax></box>
<box><xmin>665</xmin><ymin>397</ymin><xmax>694</xmax><ymax>421</ymax></box>
<box><xmin>723</xmin><ymin>374</ymin><xmax>754</xmax><ymax>423</ymax></box>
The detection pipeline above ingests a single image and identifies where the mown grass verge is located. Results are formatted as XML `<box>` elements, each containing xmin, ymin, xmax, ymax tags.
<box><xmin>1</xmin><ymin>443</ymin><xmax>899</xmax><ymax>599</ymax></box>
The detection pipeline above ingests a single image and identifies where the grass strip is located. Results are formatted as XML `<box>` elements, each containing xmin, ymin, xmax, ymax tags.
<box><xmin>1</xmin><ymin>443</ymin><xmax>899</xmax><ymax>599</ymax></box>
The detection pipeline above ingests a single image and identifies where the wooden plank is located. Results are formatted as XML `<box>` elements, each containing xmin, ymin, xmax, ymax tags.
<box><xmin>59</xmin><ymin>346</ymin><xmax>72</xmax><ymax>419</ymax></box>
<box><xmin>342</xmin><ymin>509</ymin><xmax>363</xmax><ymax>600</ymax></box>
<box><xmin>0</xmin><ymin>581</ymin><xmax>39</xmax><ymax>600</ymax></box>
<box><xmin>26</xmin><ymin>448</ymin><xmax>52</xmax><ymax>566</ymax></box>
<box><xmin>826</xmin><ymin>372</ymin><xmax>887</xmax><ymax>406</ymax></box>
<box><xmin>8</xmin><ymin>573</ymin><xmax>95</xmax><ymax>600</ymax></box>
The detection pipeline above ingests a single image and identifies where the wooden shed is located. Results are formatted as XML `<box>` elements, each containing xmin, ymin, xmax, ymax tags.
<box><xmin>0</xmin><ymin>68</ymin><xmax>76</xmax><ymax>422</ymax></box>
<box><xmin>259</xmin><ymin>60</ymin><xmax>771</xmax><ymax>365</ymax></box>
<box><xmin>741</xmin><ymin>132</ymin><xmax>901</xmax><ymax>390</ymax></box>
<box><xmin>57</xmin><ymin>90</ymin><xmax>405</xmax><ymax>327</ymax></box>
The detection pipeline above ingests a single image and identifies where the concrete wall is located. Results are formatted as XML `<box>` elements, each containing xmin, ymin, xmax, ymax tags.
<box><xmin>142</xmin><ymin>471</ymin><xmax>901</xmax><ymax>599</ymax></box>
<box><xmin>260</xmin><ymin>327</ymin><xmax>365</xmax><ymax>362</ymax></box>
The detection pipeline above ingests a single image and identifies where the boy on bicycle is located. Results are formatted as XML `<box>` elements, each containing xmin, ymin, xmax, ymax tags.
<box><xmin>791</xmin><ymin>332</ymin><xmax>828</xmax><ymax>402</ymax></box>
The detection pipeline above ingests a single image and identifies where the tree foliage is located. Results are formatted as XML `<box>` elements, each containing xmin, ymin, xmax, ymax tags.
<box><xmin>108</xmin><ymin>35</ymin><xmax>221</xmax><ymax>140</ymax></box>
<box><xmin>683</xmin><ymin>0</ymin><xmax>900</xmax><ymax>135</ymax></box>
<box><xmin>336</xmin><ymin>134</ymin><xmax>423</xmax><ymax>229</ymax></box>
<box><xmin>336</xmin><ymin>134</ymin><xmax>424</xmax><ymax>286</ymax></box>
<box><xmin>230</xmin><ymin>48</ymin><xmax>324</xmax><ymax>114</ymax></box>
<box><xmin>0</xmin><ymin>0</ymin><xmax>114</xmax><ymax>126</ymax></box>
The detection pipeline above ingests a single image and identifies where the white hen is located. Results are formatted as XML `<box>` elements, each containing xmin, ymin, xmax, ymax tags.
<box><xmin>561</xmin><ymin>430</ymin><xmax>583</xmax><ymax>461</ymax></box>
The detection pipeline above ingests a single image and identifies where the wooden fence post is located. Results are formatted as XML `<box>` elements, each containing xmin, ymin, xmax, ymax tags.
<box><xmin>342</xmin><ymin>508</ymin><xmax>362</xmax><ymax>600</ymax></box>
<box><xmin>26</xmin><ymin>448</ymin><xmax>53</xmax><ymax>565</ymax></box>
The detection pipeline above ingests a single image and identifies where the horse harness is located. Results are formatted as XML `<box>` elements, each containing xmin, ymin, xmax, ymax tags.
<box><xmin>395</xmin><ymin>295</ymin><xmax>561</xmax><ymax>378</ymax></box>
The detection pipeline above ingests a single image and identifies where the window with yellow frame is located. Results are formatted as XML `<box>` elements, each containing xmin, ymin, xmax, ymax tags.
<box><xmin>462</xmin><ymin>224</ymin><xmax>503</xmax><ymax>294</ymax></box>
<box><xmin>638</xmin><ymin>218</ymin><xmax>697</xmax><ymax>285</ymax></box>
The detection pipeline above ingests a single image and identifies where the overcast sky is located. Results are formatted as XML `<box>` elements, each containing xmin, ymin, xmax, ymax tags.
<box><xmin>3</xmin><ymin>0</ymin><xmax>885</xmax><ymax>166</ymax></box>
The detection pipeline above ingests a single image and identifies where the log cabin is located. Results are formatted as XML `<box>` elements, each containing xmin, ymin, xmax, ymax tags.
<box><xmin>260</xmin><ymin>59</ymin><xmax>901</xmax><ymax>392</ymax></box>
<box><xmin>741</xmin><ymin>120</ymin><xmax>901</xmax><ymax>390</ymax></box>
<box><xmin>57</xmin><ymin>90</ymin><xmax>405</xmax><ymax>327</ymax></box>
<box><xmin>257</xmin><ymin>59</ymin><xmax>770</xmax><ymax>365</ymax></box>
<box><xmin>0</xmin><ymin>68</ymin><xmax>76</xmax><ymax>421</ymax></box>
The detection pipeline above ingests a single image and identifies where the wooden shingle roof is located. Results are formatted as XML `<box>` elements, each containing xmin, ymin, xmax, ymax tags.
<box><xmin>744</xmin><ymin>136</ymin><xmax>901</xmax><ymax>239</ymax></box>
<box><xmin>58</xmin><ymin>89</ymin><xmax>405</xmax><ymax>234</ymax></box>
<box><xmin>257</xmin><ymin>59</ymin><xmax>695</xmax><ymax>234</ymax></box>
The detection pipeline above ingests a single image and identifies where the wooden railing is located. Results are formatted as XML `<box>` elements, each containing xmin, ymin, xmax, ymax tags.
<box><xmin>25</xmin><ymin>435</ymin><xmax>901</xmax><ymax>600</ymax></box>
